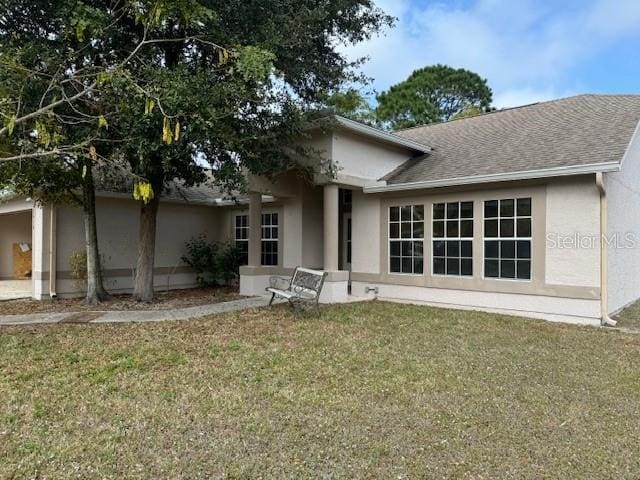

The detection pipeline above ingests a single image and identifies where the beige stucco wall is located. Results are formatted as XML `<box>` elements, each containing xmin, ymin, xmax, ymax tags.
<box><xmin>345</xmin><ymin>178</ymin><xmax>602</xmax><ymax>321</ymax></box>
<box><xmin>331</xmin><ymin>130</ymin><xmax>413</xmax><ymax>182</ymax></box>
<box><xmin>54</xmin><ymin>197</ymin><xmax>226</xmax><ymax>296</ymax></box>
<box><xmin>285</xmin><ymin>129</ymin><xmax>413</xmax><ymax>186</ymax></box>
<box><xmin>282</xmin><ymin>195</ymin><xmax>303</xmax><ymax>268</ymax></box>
<box><xmin>351</xmin><ymin>189</ymin><xmax>380</xmax><ymax>274</ymax></box>
<box><xmin>0</xmin><ymin>210</ymin><xmax>32</xmax><ymax>279</ymax></box>
<box><xmin>605</xmin><ymin>121</ymin><xmax>640</xmax><ymax>313</ymax></box>
<box><xmin>351</xmin><ymin>282</ymin><xmax>601</xmax><ymax>326</ymax></box>
<box><xmin>545</xmin><ymin>177</ymin><xmax>601</xmax><ymax>288</ymax></box>
<box><xmin>302</xmin><ymin>186</ymin><xmax>324</xmax><ymax>269</ymax></box>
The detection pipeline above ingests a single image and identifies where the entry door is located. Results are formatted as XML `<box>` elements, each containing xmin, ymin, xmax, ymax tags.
<box><xmin>342</xmin><ymin>212</ymin><xmax>352</xmax><ymax>271</ymax></box>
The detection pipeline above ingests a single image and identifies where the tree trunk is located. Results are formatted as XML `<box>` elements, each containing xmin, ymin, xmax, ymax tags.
<box><xmin>132</xmin><ymin>194</ymin><xmax>160</xmax><ymax>302</ymax></box>
<box><xmin>81</xmin><ymin>159</ymin><xmax>109</xmax><ymax>304</ymax></box>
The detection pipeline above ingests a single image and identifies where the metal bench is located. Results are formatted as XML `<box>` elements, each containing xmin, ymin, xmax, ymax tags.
<box><xmin>266</xmin><ymin>267</ymin><xmax>328</xmax><ymax>315</ymax></box>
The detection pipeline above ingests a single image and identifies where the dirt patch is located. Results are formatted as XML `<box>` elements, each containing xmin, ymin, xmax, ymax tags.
<box><xmin>0</xmin><ymin>286</ymin><xmax>243</xmax><ymax>316</ymax></box>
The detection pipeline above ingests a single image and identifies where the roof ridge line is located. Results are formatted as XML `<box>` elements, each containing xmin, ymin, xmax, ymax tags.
<box><xmin>393</xmin><ymin>93</ymin><xmax>640</xmax><ymax>134</ymax></box>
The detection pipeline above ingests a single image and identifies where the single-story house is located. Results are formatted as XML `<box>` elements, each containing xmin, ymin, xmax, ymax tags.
<box><xmin>1</xmin><ymin>94</ymin><xmax>640</xmax><ymax>326</ymax></box>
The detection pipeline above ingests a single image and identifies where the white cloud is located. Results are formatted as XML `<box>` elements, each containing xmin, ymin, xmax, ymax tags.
<box><xmin>343</xmin><ymin>0</ymin><xmax>640</xmax><ymax>108</ymax></box>
<box><xmin>493</xmin><ymin>87</ymin><xmax>579</xmax><ymax>109</ymax></box>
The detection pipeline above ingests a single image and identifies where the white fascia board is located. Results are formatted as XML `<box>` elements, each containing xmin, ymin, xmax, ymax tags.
<box><xmin>334</xmin><ymin>116</ymin><xmax>431</xmax><ymax>154</ymax></box>
<box><xmin>364</xmin><ymin>162</ymin><xmax>622</xmax><ymax>193</ymax></box>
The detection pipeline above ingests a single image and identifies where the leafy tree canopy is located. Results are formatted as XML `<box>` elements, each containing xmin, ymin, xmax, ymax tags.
<box><xmin>325</xmin><ymin>89</ymin><xmax>377</xmax><ymax>126</ymax></box>
<box><xmin>376</xmin><ymin>64</ymin><xmax>493</xmax><ymax>129</ymax></box>
<box><xmin>0</xmin><ymin>0</ymin><xmax>395</xmax><ymax>301</ymax></box>
<box><xmin>0</xmin><ymin>0</ymin><xmax>395</xmax><ymax>188</ymax></box>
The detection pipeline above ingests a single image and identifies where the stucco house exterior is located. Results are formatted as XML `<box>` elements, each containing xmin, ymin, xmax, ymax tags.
<box><xmin>2</xmin><ymin>94</ymin><xmax>640</xmax><ymax>326</ymax></box>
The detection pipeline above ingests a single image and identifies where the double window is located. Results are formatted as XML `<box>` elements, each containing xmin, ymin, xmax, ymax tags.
<box><xmin>484</xmin><ymin>198</ymin><xmax>532</xmax><ymax>280</ymax></box>
<box><xmin>234</xmin><ymin>215</ymin><xmax>249</xmax><ymax>265</ymax></box>
<box><xmin>261</xmin><ymin>213</ymin><xmax>279</xmax><ymax>266</ymax></box>
<box><xmin>432</xmin><ymin>201</ymin><xmax>474</xmax><ymax>276</ymax></box>
<box><xmin>389</xmin><ymin>205</ymin><xmax>424</xmax><ymax>274</ymax></box>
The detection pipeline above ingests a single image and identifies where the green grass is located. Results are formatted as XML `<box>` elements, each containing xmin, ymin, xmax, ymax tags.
<box><xmin>1</xmin><ymin>302</ymin><xmax>640</xmax><ymax>478</ymax></box>
<box><xmin>615</xmin><ymin>300</ymin><xmax>640</xmax><ymax>330</ymax></box>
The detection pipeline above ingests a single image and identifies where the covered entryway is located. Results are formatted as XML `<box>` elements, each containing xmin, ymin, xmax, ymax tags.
<box><xmin>0</xmin><ymin>200</ymin><xmax>33</xmax><ymax>300</ymax></box>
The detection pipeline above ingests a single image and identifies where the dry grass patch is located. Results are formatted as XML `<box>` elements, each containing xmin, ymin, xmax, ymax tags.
<box><xmin>1</xmin><ymin>302</ymin><xmax>640</xmax><ymax>478</ymax></box>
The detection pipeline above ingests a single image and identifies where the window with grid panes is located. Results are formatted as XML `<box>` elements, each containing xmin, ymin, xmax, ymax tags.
<box><xmin>432</xmin><ymin>201</ymin><xmax>474</xmax><ymax>276</ymax></box>
<box><xmin>261</xmin><ymin>213</ymin><xmax>278</xmax><ymax>266</ymax></box>
<box><xmin>389</xmin><ymin>205</ymin><xmax>424</xmax><ymax>274</ymax></box>
<box><xmin>484</xmin><ymin>198</ymin><xmax>532</xmax><ymax>280</ymax></box>
<box><xmin>234</xmin><ymin>215</ymin><xmax>249</xmax><ymax>265</ymax></box>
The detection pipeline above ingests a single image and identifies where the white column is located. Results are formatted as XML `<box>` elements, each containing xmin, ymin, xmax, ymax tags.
<box><xmin>32</xmin><ymin>205</ymin><xmax>50</xmax><ymax>299</ymax></box>
<box><xmin>248</xmin><ymin>192</ymin><xmax>262</xmax><ymax>267</ymax></box>
<box><xmin>323</xmin><ymin>184</ymin><xmax>339</xmax><ymax>271</ymax></box>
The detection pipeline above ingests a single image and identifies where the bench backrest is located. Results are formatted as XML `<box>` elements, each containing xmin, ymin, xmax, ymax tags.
<box><xmin>290</xmin><ymin>267</ymin><xmax>327</xmax><ymax>299</ymax></box>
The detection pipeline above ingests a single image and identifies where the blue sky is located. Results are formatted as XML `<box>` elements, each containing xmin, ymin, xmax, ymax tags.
<box><xmin>344</xmin><ymin>0</ymin><xmax>640</xmax><ymax>107</ymax></box>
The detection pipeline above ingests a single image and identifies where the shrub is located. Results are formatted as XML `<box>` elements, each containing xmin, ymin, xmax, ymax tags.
<box><xmin>181</xmin><ymin>236</ymin><xmax>242</xmax><ymax>287</ymax></box>
<box><xmin>68</xmin><ymin>250</ymin><xmax>88</xmax><ymax>289</ymax></box>
<box><xmin>68</xmin><ymin>250</ymin><xmax>107</xmax><ymax>291</ymax></box>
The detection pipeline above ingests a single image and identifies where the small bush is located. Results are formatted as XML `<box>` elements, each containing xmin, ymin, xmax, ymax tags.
<box><xmin>181</xmin><ymin>236</ymin><xmax>242</xmax><ymax>287</ymax></box>
<box><xmin>68</xmin><ymin>250</ymin><xmax>106</xmax><ymax>292</ymax></box>
<box><xmin>68</xmin><ymin>250</ymin><xmax>87</xmax><ymax>289</ymax></box>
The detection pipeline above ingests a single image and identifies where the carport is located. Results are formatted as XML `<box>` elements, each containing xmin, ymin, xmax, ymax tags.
<box><xmin>0</xmin><ymin>199</ymin><xmax>33</xmax><ymax>300</ymax></box>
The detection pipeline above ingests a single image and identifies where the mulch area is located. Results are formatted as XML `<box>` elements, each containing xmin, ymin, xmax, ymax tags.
<box><xmin>0</xmin><ymin>286</ymin><xmax>243</xmax><ymax>316</ymax></box>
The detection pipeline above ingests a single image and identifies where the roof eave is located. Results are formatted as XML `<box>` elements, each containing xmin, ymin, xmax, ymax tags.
<box><xmin>364</xmin><ymin>161</ymin><xmax>621</xmax><ymax>193</ymax></box>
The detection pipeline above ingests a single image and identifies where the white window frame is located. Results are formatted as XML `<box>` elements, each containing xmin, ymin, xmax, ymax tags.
<box><xmin>261</xmin><ymin>212</ymin><xmax>279</xmax><ymax>266</ymax></box>
<box><xmin>388</xmin><ymin>205</ymin><xmax>425</xmax><ymax>275</ymax></box>
<box><xmin>234</xmin><ymin>214</ymin><xmax>249</xmax><ymax>265</ymax></box>
<box><xmin>482</xmin><ymin>197</ymin><xmax>532</xmax><ymax>281</ymax></box>
<box><xmin>431</xmin><ymin>201</ymin><xmax>474</xmax><ymax>277</ymax></box>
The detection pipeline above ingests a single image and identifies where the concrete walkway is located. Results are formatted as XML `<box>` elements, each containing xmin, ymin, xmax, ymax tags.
<box><xmin>0</xmin><ymin>296</ymin><xmax>273</xmax><ymax>327</ymax></box>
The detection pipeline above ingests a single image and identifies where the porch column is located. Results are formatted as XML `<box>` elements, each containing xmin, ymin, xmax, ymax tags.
<box><xmin>32</xmin><ymin>204</ymin><xmax>51</xmax><ymax>300</ymax></box>
<box><xmin>323</xmin><ymin>184</ymin><xmax>339</xmax><ymax>271</ymax></box>
<box><xmin>248</xmin><ymin>192</ymin><xmax>262</xmax><ymax>267</ymax></box>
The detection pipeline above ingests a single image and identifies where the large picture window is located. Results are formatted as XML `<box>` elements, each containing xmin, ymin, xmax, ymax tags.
<box><xmin>432</xmin><ymin>201</ymin><xmax>474</xmax><ymax>276</ymax></box>
<box><xmin>484</xmin><ymin>198</ymin><xmax>532</xmax><ymax>280</ymax></box>
<box><xmin>234</xmin><ymin>214</ymin><xmax>249</xmax><ymax>265</ymax></box>
<box><xmin>261</xmin><ymin>213</ymin><xmax>279</xmax><ymax>266</ymax></box>
<box><xmin>389</xmin><ymin>205</ymin><xmax>424</xmax><ymax>274</ymax></box>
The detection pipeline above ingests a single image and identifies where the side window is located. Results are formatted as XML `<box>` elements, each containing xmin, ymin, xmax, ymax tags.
<box><xmin>432</xmin><ymin>201</ymin><xmax>474</xmax><ymax>276</ymax></box>
<box><xmin>261</xmin><ymin>213</ymin><xmax>278</xmax><ymax>266</ymax></box>
<box><xmin>234</xmin><ymin>214</ymin><xmax>249</xmax><ymax>265</ymax></box>
<box><xmin>484</xmin><ymin>198</ymin><xmax>532</xmax><ymax>280</ymax></box>
<box><xmin>389</xmin><ymin>205</ymin><xmax>424</xmax><ymax>274</ymax></box>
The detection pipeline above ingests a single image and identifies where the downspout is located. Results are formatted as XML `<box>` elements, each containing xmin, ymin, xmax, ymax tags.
<box><xmin>595</xmin><ymin>173</ymin><xmax>616</xmax><ymax>326</ymax></box>
<box><xmin>48</xmin><ymin>206</ymin><xmax>57</xmax><ymax>299</ymax></box>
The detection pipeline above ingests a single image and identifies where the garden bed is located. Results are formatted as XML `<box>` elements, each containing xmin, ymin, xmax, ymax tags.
<box><xmin>0</xmin><ymin>286</ymin><xmax>242</xmax><ymax>316</ymax></box>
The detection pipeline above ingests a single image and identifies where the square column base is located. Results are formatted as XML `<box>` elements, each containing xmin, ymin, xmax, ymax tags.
<box><xmin>319</xmin><ymin>270</ymin><xmax>349</xmax><ymax>304</ymax></box>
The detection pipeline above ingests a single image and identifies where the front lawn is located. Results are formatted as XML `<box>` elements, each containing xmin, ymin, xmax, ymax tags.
<box><xmin>1</xmin><ymin>302</ymin><xmax>639</xmax><ymax>478</ymax></box>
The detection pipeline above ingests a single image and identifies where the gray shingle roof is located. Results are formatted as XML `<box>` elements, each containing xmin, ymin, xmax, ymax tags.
<box><xmin>384</xmin><ymin>94</ymin><xmax>640</xmax><ymax>185</ymax></box>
